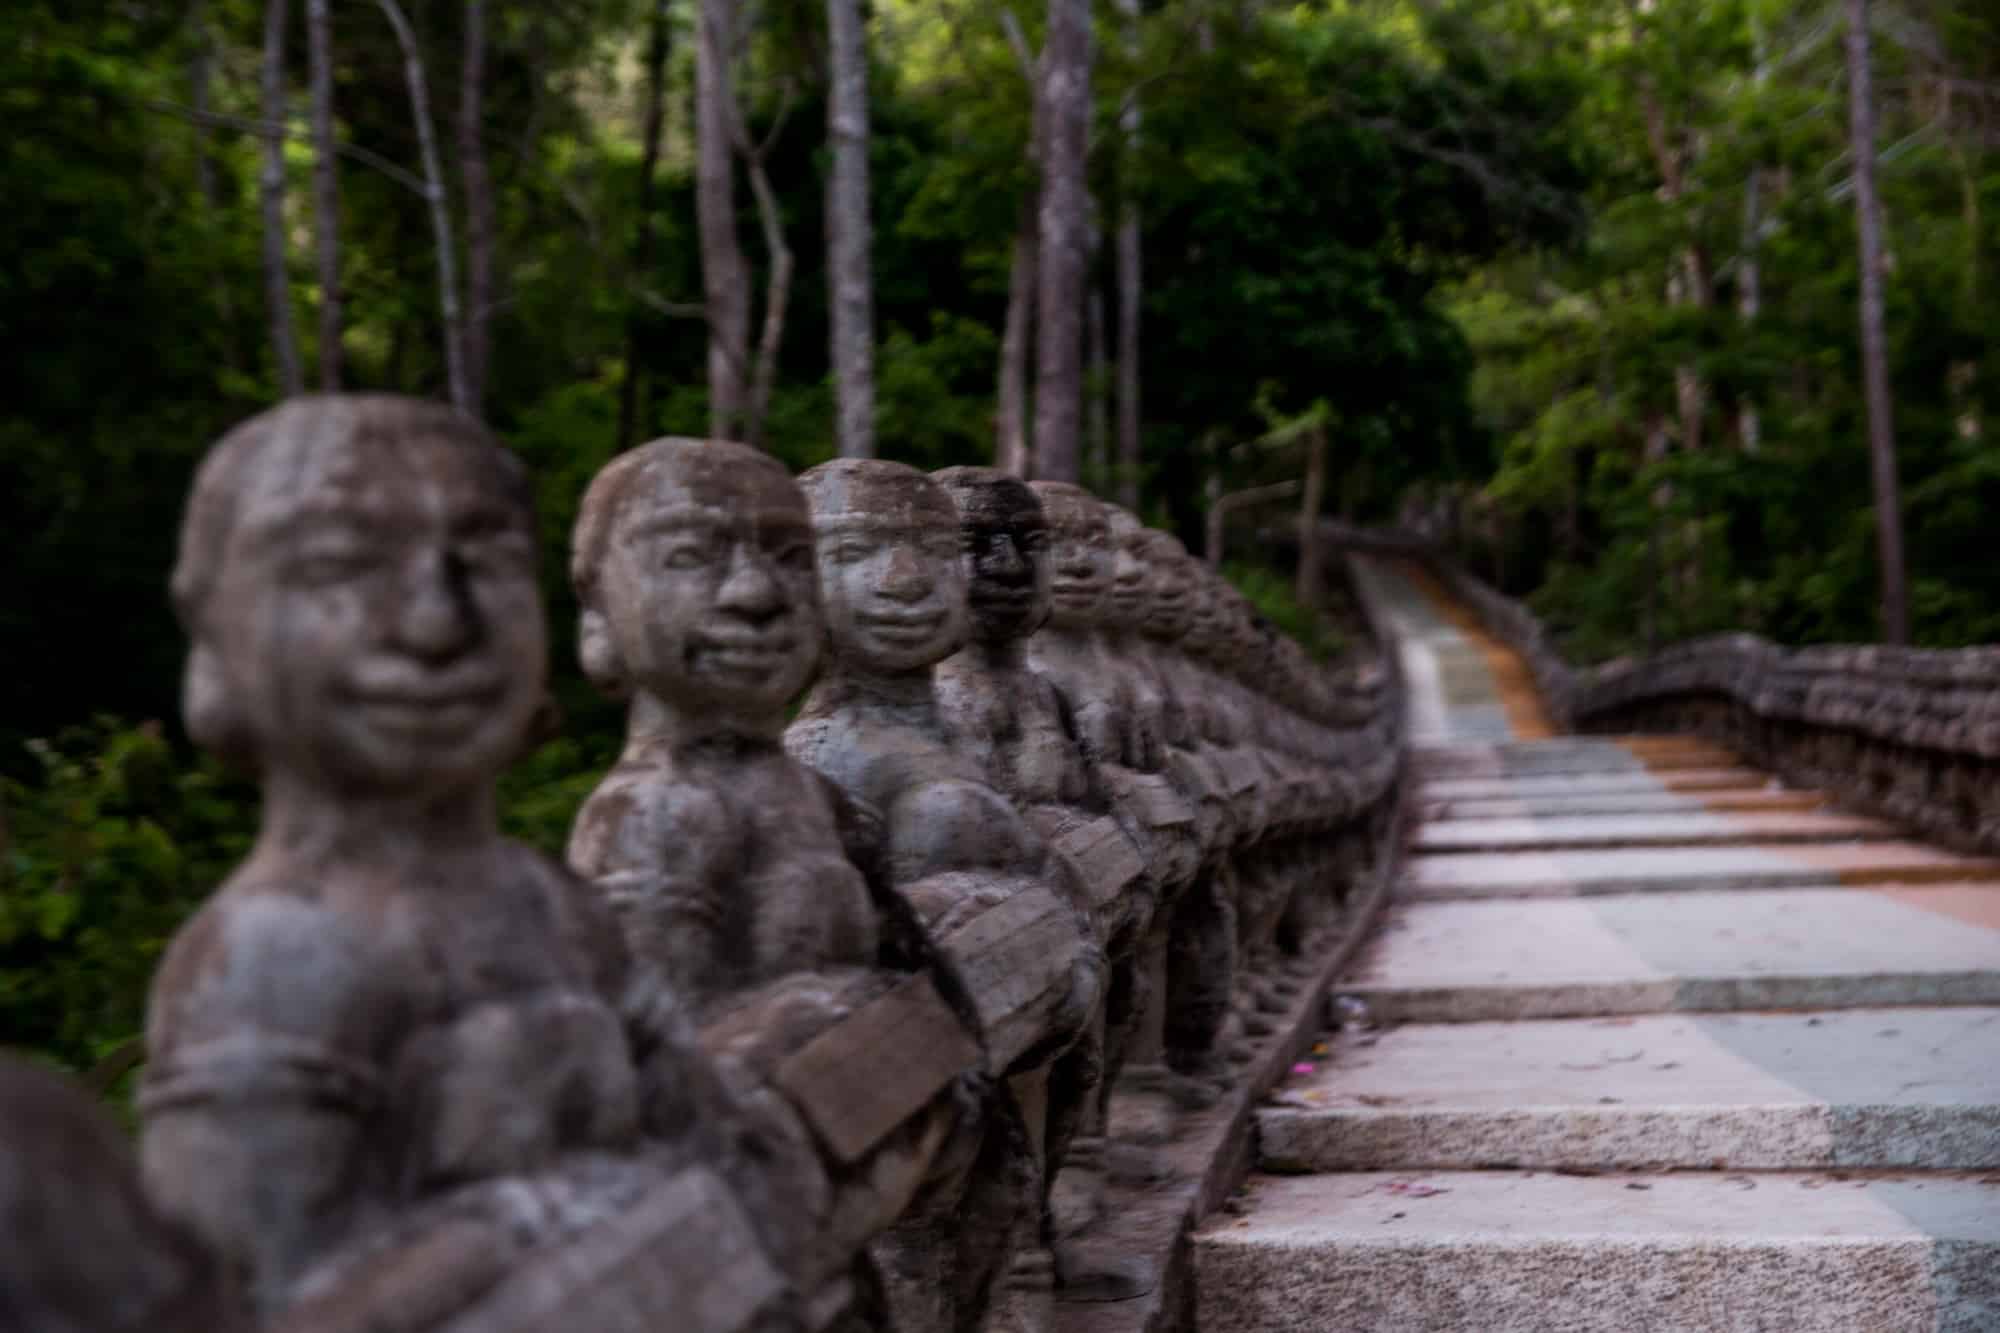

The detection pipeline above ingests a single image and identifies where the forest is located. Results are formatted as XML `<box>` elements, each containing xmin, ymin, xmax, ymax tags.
<box><xmin>2</xmin><ymin>0</ymin><xmax>1996</xmax><ymax>1082</ymax></box>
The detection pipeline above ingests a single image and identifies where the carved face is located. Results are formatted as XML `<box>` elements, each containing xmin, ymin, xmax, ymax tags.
<box><xmin>1029</xmin><ymin>482</ymin><xmax>1112</xmax><ymax>629</ymax></box>
<box><xmin>184</xmin><ymin>399</ymin><xmax>545</xmax><ymax>795</ymax></box>
<box><xmin>1184</xmin><ymin>566</ymin><xmax>1225</xmax><ymax>658</ymax></box>
<box><xmin>801</xmin><ymin>460</ymin><xmax>969</xmax><ymax>673</ymax></box>
<box><xmin>1137</xmin><ymin>531</ymin><xmax>1195</xmax><ymax>641</ymax></box>
<box><xmin>1104</xmin><ymin>507</ymin><xmax>1151</xmax><ymax>633</ymax></box>
<box><xmin>936</xmin><ymin>468</ymin><xmax>1050</xmax><ymax>645</ymax></box>
<box><xmin>579</xmin><ymin>440</ymin><xmax>820</xmax><ymax>718</ymax></box>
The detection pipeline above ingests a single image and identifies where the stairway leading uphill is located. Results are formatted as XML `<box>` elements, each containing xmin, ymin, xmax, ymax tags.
<box><xmin>1194</xmin><ymin>557</ymin><xmax>2000</xmax><ymax>1332</ymax></box>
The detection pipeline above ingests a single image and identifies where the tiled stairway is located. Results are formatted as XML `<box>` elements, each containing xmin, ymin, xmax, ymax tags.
<box><xmin>1194</xmin><ymin>560</ymin><xmax>2000</xmax><ymax>1331</ymax></box>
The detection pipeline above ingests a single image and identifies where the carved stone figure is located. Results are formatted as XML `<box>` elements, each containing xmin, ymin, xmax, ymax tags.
<box><xmin>1100</xmin><ymin>509</ymin><xmax>1240</xmax><ymax>1099</ymax></box>
<box><xmin>786</xmin><ymin>459</ymin><xmax>1103</xmax><ymax>1333</ymax></box>
<box><xmin>140</xmin><ymin>396</ymin><xmax>807</xmax><ymax>1333</ymax></box>
<box><xmin>0</xmin><ymin>1056</ymin><xmax>236</xmax><ymax>1333</ymax></box>
<box><xmin>564</xmin><ymin>437</ymin><xmax>981</xmax><ymax>1317</ymax></box>
<box><xmin>931</xmin><ymin>467</ymin><xmax>1154</xmax><ymax>1296</ymax></box>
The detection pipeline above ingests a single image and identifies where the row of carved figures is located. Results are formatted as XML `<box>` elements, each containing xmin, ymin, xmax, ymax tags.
<box><xmin>0</xmin><ymin>395</ymin><xmax>1397</xmax><ymax>1333</ymax></box>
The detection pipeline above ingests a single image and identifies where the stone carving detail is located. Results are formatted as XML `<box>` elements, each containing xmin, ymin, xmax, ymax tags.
<box><xmin>4</xmin><ymin>397</ymin><xmax>1405</xmax><ymax>1333</ymax></box>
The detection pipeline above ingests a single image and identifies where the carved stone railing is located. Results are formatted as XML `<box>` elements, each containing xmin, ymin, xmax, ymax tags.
<box><xmin>1318</xmin><ymin>519</ymin><xmax>2000</xmax><ymax>858</ymax></box>
<box><xmin>1574</xmin><ymin>635</ymin><xmax>2000</xmax><ymax>855</ymax></box>
<box><xmin>0</xmin><ymin>398</ymin><xmax>1410</xmax><ymax>1333</ymax></box>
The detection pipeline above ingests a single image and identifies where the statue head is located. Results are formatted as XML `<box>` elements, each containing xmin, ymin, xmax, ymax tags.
<box><xmin>572</xmin><ymin>438</ymin><xmax>820</xmax><ymax>725</ymax></box>
<box><xmin>1027</xmin><ymin>482</ymin><xmax>1112</xmax><ymax>631</ymax></box>
<box><xmin>1103</xmin><ymin>505</ymin><xmax>1151</xmax><ymax>635</ymax></box>
<box><xmin>933</xmin><ymin>467</ymin><xmax>1050</xmax><ymax>646</ymax></box>
<box><xmin>1134</xmin><ymin>529</ymin><xmax>1195</xmax><ymax>642</ymax></box>
<box><xmin>798</xmin><ymin>459</ymin><xmax>969</xmax><ymax>674</ymax></box>
<box><xmin>171</xmin><ymin>395</ymin><xmax>545</xmax><ymax>798</ymax></box>
<box><xmin>1184</xmin><ymin>563</ymin><xmax>1228</xmax><ymax>660</ymax></box>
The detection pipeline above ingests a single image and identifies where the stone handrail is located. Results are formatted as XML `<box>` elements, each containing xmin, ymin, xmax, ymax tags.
<box><xmin>1316</xmin><ymin>519</ymin><xmax>2000</xmax><ymax>855</ymax></box>
<box><xmin>0</xmin><ymin>400</ymin><xmax>1409</xmax><ymax>1333</ymax></box>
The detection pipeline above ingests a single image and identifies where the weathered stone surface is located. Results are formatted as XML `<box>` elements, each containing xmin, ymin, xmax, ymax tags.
<box><xmin>1196</xmin><ymin>1170</ymin><xmax>2000</xmax><ymax>1333</ymax></box>
<box><xmin>1260</xmin><ymin>1007</ymin><xmax>2000</xmax><ymax>1171</ymax></box>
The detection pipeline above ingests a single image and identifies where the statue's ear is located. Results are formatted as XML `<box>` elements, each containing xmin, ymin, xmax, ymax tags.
<box><xmin>578</xmin><ymin>607</ymin><xmax>631</xmax><ymax>701</ymax></box>
<box><xmin>182</xmin><ymin>641</ymin><xmax>258</xmax><ymax>772</ymax></box>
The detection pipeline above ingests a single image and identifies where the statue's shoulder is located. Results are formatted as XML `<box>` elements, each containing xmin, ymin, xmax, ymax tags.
<box><xmin>569</xmin><ymin>757</ymin><xmax>734</xmax><ymax>879</ymax></box>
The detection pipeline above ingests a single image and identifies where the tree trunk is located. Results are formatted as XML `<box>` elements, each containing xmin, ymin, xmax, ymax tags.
<box><xmin>1295</xmin><ymin>423</ymin><xmax>1327</xmax><ymax>606</ymax></box>
<box><xmin>260</xmin><ymin>0</ymin><xmax>302</xmax><ymax>396</ymax></box>
<box><xmin>1113</xmin><ymin>0</ymin><xmax>1142</xmax><ymax>510</ymax></box>
<box><xmin>1738</xmin><ymin>165</ymin><xmax>1763</xmax><ymax>452</ymax></box>
<box><xmin>459</xmin><ymin>0</ymin><xmax>495</xmax><ymax>416</ymax></box>
<box><xmin>306</xmin><ymin>0</ymin><xmax>341</xmax><ymax>389</ymax></box>
<box><xmin>377</xmin><ymin>0</ymin><xmax>467</xmax><ymax>412</ymax></box>
<box><xmin>618</xmin><ymin>0</ymin><xmax>673</xmax><ymax>452</ymax></box>
<box><xmin>190</xmin><ymin>0</ymin><xmax>219</xmax><ymax>212</ymax></box>
<box><xmin>997</xmin><ymin>195</ymin><xmax>1036</xmax><ymax>476</ymax></box>
<box><xmin>1087</xmin><ymin>282</ymin><xmax>1109</xmax><ymax>482</ymax></box>
<box><xmin>1845</xmin><ymin>0</ymin><xmax>1908</xmax><ymax>644</ymax></box>
<box><xmin>826</xmin><ymin>0</ymin><xmax>875</xmax><ymax>458</ymax></box>
<box><xmin>696</xmin><ymin>0</ymin><xmax>750</xmax><ymax>438</ymax></box>
<box><xmin>740</xmin><ymin>147</ymin><xmax>793</xmax><ymax>450</ymax></box>
<box><xmin>1031</xmin><ymin>0</ymin><xmax>1092</xmax><ymax>484</ymax></box>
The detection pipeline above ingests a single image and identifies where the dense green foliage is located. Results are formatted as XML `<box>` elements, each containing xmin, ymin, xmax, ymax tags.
<box><xmin>1447</xmin><ymin>0</ymin><xmax>2000</xmax><ymax>658</ymax></box>
<box><xmin>6</xmin><ymin>0</ymin><xmax>1995</xmax><ymax>1076</ymax></box>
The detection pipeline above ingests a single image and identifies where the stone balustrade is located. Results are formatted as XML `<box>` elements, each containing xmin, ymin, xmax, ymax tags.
<box><xmin>0</xmin><ymin>397</ymin><xmax>1407</xmax><ymax>1333</ymax></box>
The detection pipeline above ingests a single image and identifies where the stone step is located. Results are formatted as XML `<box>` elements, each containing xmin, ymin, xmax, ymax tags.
<box><xmin>1421</xmin><ymin>787</ymin><xmax>1822</xmax><ymax>821</ymax></box>
<box><xmin>1347</xmin><ymin>885</ymin><xmax>2000</xmax><ymax>1023</ymax></box>
<box><xmin>1405</xmin><ymin>840</ymin><xmax>2000</xmax><ymax>900</ymax></box>
<box><xmin>1413</xmin><ymin>737</ymin><xmax>1741</xmax><ymax>781</ymax></box>
<box><xmin>1412</xmin><ymin>809</ymin><xmax>1893</xmax><ymax>854</ymax></box>
<box><xmin>1421</xmin><ymin>767</ymin><xmax>1768</xmax><ymax>801</ymax></box>
<box><xmin>1194</xmin><ymin>1170</ymin><xmax>2000</xmax><ymax>1332</ymax></box>
<box><xmin>1258</xmin><ymin>1008</ymin><xmax>2000</xmax><ymax>1172</ymax></box>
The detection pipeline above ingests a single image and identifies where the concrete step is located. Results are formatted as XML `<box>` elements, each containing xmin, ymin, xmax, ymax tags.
<box><xmin>1421</xmin><ymin>787</ymin><xmax>1823</xmax><ymax>821</ymax></box>
<box><xmin>1421</xmin><ymin>767</ymin><xmax>1768</xmax><ymax>801</ymax></box>
<box><xmin>1347</xmin><ymin>885</ymin><xmax>2000</xmax><ymax>1023</ymax></box>
<box><xmin>1194</xmin><ymin>1170</ymin><xmax>2000</xmax><ymax>1332</ymax></box>
<box><xmin>1412</xmin><ymin>809</ymin><xmax>1894</xmax><ymax>854</ymax></box>
<box><xmin>1405</xmin><ymin>840</ymin><xmax>2000</xmax><ymax>900</ymax></box>
<box><xmin>1413</xmin><ymin>737</ymin><xmax>1741</xmax><ymax>781</ymax></box>
<box><xmin>1259</xmin><ymin>1008</ymin><xmax>2000</xmax><ymax>1172</ymax></box>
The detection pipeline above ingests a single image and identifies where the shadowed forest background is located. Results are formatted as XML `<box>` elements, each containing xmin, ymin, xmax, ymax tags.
<box><xmin>3</xmin><ymin>0</ymin><xmax>1996</xmax><ymax>1084</ymax></box>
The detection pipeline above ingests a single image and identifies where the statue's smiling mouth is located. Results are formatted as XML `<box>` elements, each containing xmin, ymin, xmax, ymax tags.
<box><xmin>693</xmin><ymin>631</ymin><xmax>795</xmax><ymax>669</ymax></box>
<box><xmin>348</xmin><ymin>679</ymin><xmax>504</xmax><ymax>733</ymax></box>
<box><xmin>859</xmin><ymin>608</ymin><xmax>946</xmax><ymax>642</ymax></box>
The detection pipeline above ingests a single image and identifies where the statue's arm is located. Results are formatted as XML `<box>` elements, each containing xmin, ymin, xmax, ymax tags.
<box><xmin>568</xmin><ymin>773</ymin><xmax>734</xmax><ymax>1006</ymax></box>
<box><xmin>138</xmin><ymin>896</ymin><xmax>386</xmax><ymax>1319</ymax></box>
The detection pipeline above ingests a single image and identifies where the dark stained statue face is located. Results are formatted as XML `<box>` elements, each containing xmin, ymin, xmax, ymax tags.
<box><xmin>1138</xmin><ymin>531</ymin><xmax>1196</xmax><ymax>641</ymax></box>
<box><xmin>186</xmin><ymin>400</ymin><xmax>547</xmax><ymax>796</ymax></box>
<box><xmin>801</xmin><ymin>460</ymin><xmax>970</xmax><ymax>674</ymax></box>
<box><xmin>580</xmin><ymin>439</ymin><xmax>822</xmax><ymax>718</ymax></box>
<box><xmin>935</xmin><ymin>467</ymin><xmax>1051</xmax><ymax>646</ymax></box>
<box><xmin>1029</xmin><ymin>482</ymin><xmax>1112</xmax><ymax>629</ymax></box>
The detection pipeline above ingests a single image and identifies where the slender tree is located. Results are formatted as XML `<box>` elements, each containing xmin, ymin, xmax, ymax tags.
<box><xmin>1032</xmin><ymin>0</ymin><xmax>1092</xmax><ymax>483</ymax></box>
<box><xmin>618</xmin><ymin>0</ymin><xmax>674</xmax><ymax>451</ymax></box>
<box><xmin>1845</xmin><ymin>0</ymin><xmax>1908</xmax><ymax>643</ymax></box>
<box><xmin>826</xmin><ymin>0</ymin><xmax>875</xmax><ymax>457</ymax></box>
<box><xmin>260</xmin><ymin>0</ymin><xmax>303</xmax><ymax>396</ymax></box>
<box><xmin>376</xmin><ymin>0</ymin><xmax>468</xmax><ymax>412</ymax></box>
<box><xmin>306</xmin><ymin>0</ymin><xmax>341</xmax><ymax>388</ymax></box>
<box><xmin>996</xmin><ymin>9</ymin><xmax>1043</xmax><ymax>477</ymax></box>
<box><xmin>696</xmin><ymin>0</ymin><xmax>751</xmax><ymax>438</ymax></box>
<box><xmin>459</xmin><ymin>0</ymin><xmax>496</xmax><ymax>415</ymax></box>
<box><xmin>1113</xmin><ymin>0</ymin><xmax>1142</xmax><ymax>509</ymax></box>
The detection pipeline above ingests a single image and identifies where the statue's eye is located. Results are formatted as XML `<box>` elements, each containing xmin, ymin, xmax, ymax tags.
<box><xmin>924</xmin><ymin>534</ymin><xmax>961</xmax><ymax>561</ymax></box>
<box><xmin>661</xmin><ymin>537</ymin><xmax>718</xmax><ymax>570</ymax></box>
<box><xmin>289</xmin><ymin>543</ymin><xmax>375</xmax><ymax>586</ymax></box>
<box><xmin>776</xmin><ymin>542</ymin><xmax>814</xmax><ymax>572</ymax></box>
<box><xmin>461</xmin><ymin>531</ymin><xmax>534</xmax><ymax>576</ymax></box>
<box><xmin>1021</xmin><ymin>531</ymin><xmax>1050</xmax><ymax>555</ymax></box>
<box><xmin>826</xmin><ymin>539</ymin><xmax>870</xmax><ymax>566</ymax></box>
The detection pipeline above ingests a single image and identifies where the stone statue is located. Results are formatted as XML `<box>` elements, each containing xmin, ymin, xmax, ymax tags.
<box><xmin>141</xmin><ymin>395</ymin><xmax>809</xmax><ymax>1333</ymax></box>
<box><xmin>1099</xmin><ymin>508</ymin><xmax>1239</xmax><ymax>1102</ymax></box>
<box><xmin>564</xmin><ymin>437</ymin><xmax>982</xmax><ymax>1316</ymax></box>
<box><xmin>931</xmin><ymin>467</ymin><xmax>1154</xmax><ymax>1297</ymax></box>
<box><xmin>1021</xmin><ymin>485</ymin><xmax>1199</xmax><ymax>1168</ymax></box>
<box><xmin>0</xmin><ymin>1055</ymin><xmax>236</xmax><ymax>1333</ymax></box>
<box><xmin>786</xmin><ymin>459</ymin><xmax>1103</xmax><ymax>1333</ymax></box>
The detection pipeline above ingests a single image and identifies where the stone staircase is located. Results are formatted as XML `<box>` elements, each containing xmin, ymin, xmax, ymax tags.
<box><xmin>1193</xmin><ymin>560</ymin><xmax>2000</xmax><ymax>1332</ymax></box>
